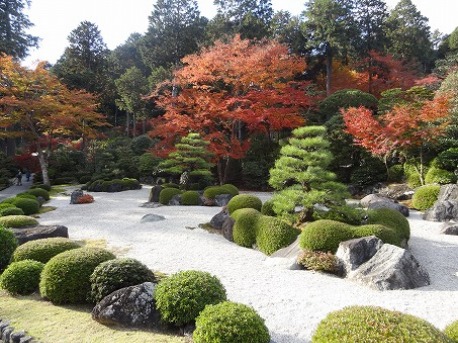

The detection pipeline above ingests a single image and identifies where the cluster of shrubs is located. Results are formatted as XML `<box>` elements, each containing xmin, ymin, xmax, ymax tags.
<box><xmin>158</xmin><ymin>183</ymin><xmax>239</xmax><ymax>206</ymax></box>
<box><xmin>82</xmin><ymin>178</ymin><xmax>141</xmax><ymax>192</ymax></box>
<box><xmin>0</xmin><ymin>185</ymin><xmax>50</xmax><ymax>217</ymax></box>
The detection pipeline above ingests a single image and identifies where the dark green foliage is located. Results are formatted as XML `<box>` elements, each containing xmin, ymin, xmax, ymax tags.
<box><xmin>0</xmin><ymin>215</ymin><xmax>38</xmax><ymax>228</ymax></box>
<box><xmin>436</xmin><ymin>148</ymin><xmax>458</xmax><ymax>172</ymax></box>
<box><xmin>312</xmin><ymin>306</ymin><xmax>453</xmax><ymax>343</ymax></box>
<box><xmin>26</xmin><ymin>188</ymin><xmax>50</xmax><ymax>201</ymax></box>
<box><xmin>203</xmin><ymin>186</ymin><xmax>230</xmax><ymax>199</ymax></box>
<box><xmin>31</xmin><ymin>184</ymin><xmax>52</xmax><ymax>191</ymax></box>
<box><xmin>0</xmin><ymin>207</ymin><xmax>24</xmax><ymax>216</ymax></box>
<box><xmin>387</xmin><ymin>164</ymin><xmax>404</xmax><ymax>182</ymax></box>
<box><xmin>0</xmin><ymin>203</ymin><xmax>16</xmax><ymax>210</ymax></box>
<box><xmin>16</xmin><ymin>193</ymin><xmax>37</xmax><ymax>200</ymax></box>
<box><xmin>138</xmin><ymin>153</ymin><xmax>162</xmax><ymax>177</ymax></box>
<box><xmin>79</xmin><ymin>175</ymin><xmax>92</xmax><ymax>184</ymax></box>
<box><xmin>162</xmin><ymin>183</ymin><xmax>180</xmax><ymax>189</ymax></box>
<box><xmin>11</xmin><ymin>197</ymin><xmax>40</xmax><ymax>215</ymax></box>
<box><xmin>89</xmin><ymin>258</ymin><xmax>155</xmax><ymax>303</ymax></box>
<box><xmin>425</xmin><ymin>167</ymin><xmax>457</xmax><ymax>185</ymax></box>
<box><xmin>366</xmin><ymin>208</ymin><xmax>410</xmax><ymax>242</ymax></box>
<box><xmin>39</xmin><ymin>247</ymin><xmax>116</xmax><ymax>304</ymax></box>
<box><xmin>0</xmin><ymin>226</ymin><xmax>18</xmax><ymax>272</ymax></box>
<box><xmin>220</xmin><ymin>184</ymin><xmax>239</xmax><ymax>196</ymax></box>
<box><xmin>313</xmin><ymin>205</ymin><xmax>365</xmax><ymax>226</ymax></box>
<box><xmin>86</xmin><ymin>178</ymin><xmax>141</xmax><ymax>192</ymax></box>
<box><xmin>12</xmin><ymin>238</ymin><xmax>81</xmax><ymax>264</ymax></box>
<box><xmin>297</xmin><ymin>250</ymin><xmax>338</xmax><ymax>274</ymax></box>
<box><xmin>412</xmin><ymin>185</ymin><xmax>441</xmax><ymax>211</ymax></box>
<box><xmin>52</xmin><ymin>177</ymin><xmax>77</xmax><ymax>185</ymax></box>
<box><xmin>227</xmin><ymin>194</ymin><xmax>262</xmax><ymax>214</ymax></box>
<box><xmin>159</xmin><ymin>188</ymin><xmax>182</xmax><ymax>205</ymax></box>
<box><xmin>130</xmin><ymin>135</ymin><xmax>154</xmax><ymax>155</ymax></box>
<box><xmin>155</xmin><ymin>270</ymin><xmax>227</xmax><ymax>327</ymax></box>
<box><xmin>350</xmin><ymin>157</ymin><xmax>387</xmax><ymax>188</ymax></box>
<box><xmin>181</xmin><ymin>191</ymin><xmax>200</xmax><ymax>206</ymax></box>
<box><xmin>404</xmin><ymin>161</ymin><xmax>424</xmax><ymax>188</ymax></box>
<box><xmin>261</xmin><ymin>199</ymin><xmax>276</xmax><ymax>216</ymax></box>
<box><xmin>231</xmin><ymin>208</ymin><xmax>260</xmax><ymax>248</ymax></box>
<box><xmin>193</xmin><ymin>301</ymin><xmax>270</xmax><ymax>343</ymax></box>
<box><xmin>445</xmin><ymin>320</ymin><xmax>458</xmax><ymax>342</ymax></box>
<box><xmin>0</xmin><ymin>260</ymin><xmax>44</xmax><ymax>295</ymax></box>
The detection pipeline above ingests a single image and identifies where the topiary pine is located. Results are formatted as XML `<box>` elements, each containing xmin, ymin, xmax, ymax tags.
<box><xmin>158</xmin><ymin>133</ymin><xmax>214</xmax><ymax>187</ymax></box>
<box><xmin>269</xmin><ymin>126</ymin><xmax>349</xmax><ymax>223</ymax></box>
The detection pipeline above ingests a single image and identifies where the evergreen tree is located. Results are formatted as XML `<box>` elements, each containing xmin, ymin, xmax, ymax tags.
<box><xmin>270</xmin><ymin>11</ymin><xmax>306</xmax><ymax>55</ymax></box>
<box><xmin>269</xmin><ymin>126</ymin><xmax>349</xmax><ymax>223</ymax></box>
<box><xmin>437</xmin><ymin>70</ymin><xmax>458</xmax><ymax>149</ymax></box>
<box><xmin>0</xmin><ymin>0</ymin><xmax>38</xmax><ymax>59</ymax></box>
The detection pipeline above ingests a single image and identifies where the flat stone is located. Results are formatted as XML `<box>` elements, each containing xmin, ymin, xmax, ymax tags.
<box><xmin>140</xmin><ymin>214</ymin><xmax>166</xmax><ymax>223</ymax></box>
<box><xmin>12</xmin><ymin>225</ymin><xmax>68</xmax><ymax>245</ymax></box>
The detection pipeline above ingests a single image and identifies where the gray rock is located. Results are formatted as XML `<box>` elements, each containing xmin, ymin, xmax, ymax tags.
<box><xmin>70</xmin><ymin>189</ymin><xmax>84</xmax><ymax>204</ymax></box>
<box><xmin>149</xmin><ymin>185</ymin><xmax>163</xmax><ymax>203</ymax></box>
<box><xmin>271</xmin><ymin>237</ymin><xmax>301</xmax><ymax>259</ymax></box>
<box><xmin>222</xmin><ymin>216</ymin><xmax>235</xmax><ymax>242</ymax></box>
<box><xmin>440</xmin><ymin>222</ymin><xmax>458</xmax><ymax>235</ymax></box>
<box><xmin>168</xmin><ymin>194</ymin><xmax>182</xmax><ymax>205</ymax></box>
<box><xmin>378</xmin><ymin>184</ymin><xmax>414</xmax><ymax>201</ymax></box>
<box><xmin>348</xmin><ymin>244</ymin><xmax>430</xmax><ymax>290</ymax></box>
<box><xmin>11</xmin><ymin>330</ymin><xmax>26</xmax><ymax>343</ymax></box>
<box><xmin>361</xmin><ymin>194</ymin><xmax>409</xmax><ymax>217</ymax></box>
<box><xmin>92</xmin><ymin>282</ymin><xmax>160</xmax><ymax>327</ymax></box>
<box><xmin>215</xmin><ymin>194</ymin><xmax>233</xmax><ymax>207</ymax></box>
<box><xmin>140</xmin><ymin>214</ymin><xmax>166</xmax><ymax>223</ymax></box>
<box><xmin>424</xmin><ymin>185</ymin><xmax>458</xmax><ymax>222</ymax></box>
<box><xmin>210</xmin><ymin>209</ymin><xmax>229</xmax><ymax>230</ymax></box>
<box><xmin>2</xmin><ymin>327</ymin><xmax>13</xmax><ymax>342</ymax></box>
<box><xmin>336</xmin><ymin>236</ymin><xmax>383</xmax><ymax>276</ymax></box>
<box><xmin>12</xmin><ymin>225</ymin><xmax>68</xmax><ymax>245</ymax></box>
<box><xmin>19</xmin><ymin>336</ymin><xmax>33</xmax><ymax>343</ymax></box>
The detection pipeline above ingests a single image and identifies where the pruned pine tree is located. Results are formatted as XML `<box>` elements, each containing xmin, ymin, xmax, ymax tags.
<box><xmin>269</xmin><ymin>126</ymin><xmax>349</xmax><ymax>223</ymax></box>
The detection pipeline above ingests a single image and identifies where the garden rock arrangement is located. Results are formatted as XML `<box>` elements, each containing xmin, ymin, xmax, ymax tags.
<box><xmin>424</xmin><ymin>184</ymin><xmax>458</xmax><ymax>222</ymax></box>
<box><xmin>361</xmin><ymin>194</ymin><xmax>409</xmax><ymax>217</ymax></box>
<box><xmin>12</xmin><ymin>225</ymin><xmax>69</xmax><ymax>245</ymax></box>
<box><xmin>441</xmin><ymin>222</ymin><xmax>458</xmax><ymax>236</ymax></box>
<box><xmin>0</xmin><ymin>319</ymin><xmax>36</xmax><ymax>343</ymax></box>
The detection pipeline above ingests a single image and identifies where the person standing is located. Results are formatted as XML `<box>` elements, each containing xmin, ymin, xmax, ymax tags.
<box><xmin>16</xmin><ymin>169</ymin><xmax>23</xmax><ymax>186</ymax></box>
<box><xmin>25</xmin><ymin>168</ymin><xmax>31</xmax><ymax>182</ymax></box>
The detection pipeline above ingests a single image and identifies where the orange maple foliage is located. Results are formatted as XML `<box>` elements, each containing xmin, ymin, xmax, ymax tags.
<box><xmin>342</xmin><ymin>95</ymin><xmax>451</xmax><ymax>157</ymax></box>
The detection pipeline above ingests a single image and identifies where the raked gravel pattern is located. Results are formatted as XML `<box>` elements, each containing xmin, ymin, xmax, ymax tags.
<box><xmin>39</xmin><ymin>186</ymin><xmax>458</xmax><ymax>343</ymax></box>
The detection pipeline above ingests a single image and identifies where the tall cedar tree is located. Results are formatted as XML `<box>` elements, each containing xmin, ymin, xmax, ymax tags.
<box><xmin>148</xmin><ymin>36</ymin><xmax>314</xmax><ymax>184</ymax></box>
<box><xmin>269</xmin><ymin>126</ymin><xmax>349</xmax><ymax>224</ymax></box>
<box><xmin>0</xmin><ymin>0</ymin><xmax>38</xmax><ymax>59</ymax></box>
<box><xmin>0</xmin><ymin>56</ymin><xmax>107</xmax><ymax>185</ymax></box>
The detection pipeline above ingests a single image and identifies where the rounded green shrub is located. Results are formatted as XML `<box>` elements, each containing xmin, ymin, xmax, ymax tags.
<box><xmin>31</xmin><ymin>184</ymin><xmax>52</xmax><ymax>191</ymax></box>
<box><xmin>366</xmin><ymin>208</ymin><xmax>410</xmax><ymax>242</ymax></box>
<box><xmin>261</xmin><ymin>199</ymin><xmax>276</xmax><ymax>216</ymax></box>
<box><xmin>404</xmin><ymin>162</ymin><xmax>423</xmax><ymax>188</ymax></box>
<box><xmin>312</xmin><ymin>306</ymin><xmax>452</xmax><ymax>343</ymax></box>
<box><xmin>155</xmin><ymin>270</ymin><xmax>227</xmax><ymax>326</ymax></box>
<box><xmin>220</xmin><ymin>184</ymin><xmax>239</xmax><ymax>196</ymax></box>
<box><xmin>231</xmin><ymin>208</ymin><xmax>261</xmax><ymax>248</ymax></box>
<box><xmin>89</xmin><ymin>258</ymin><xmax>156</xmax><ymax>303</ymax></box>
<box><xmin>16</xmin><ymin>193</ymin><xmax>38</xmax><ymax>200</ymax></box>
<box><xmin>12</xmin><ymin>237</ymin><xmax>81</xmax><ymax>264</ymax></box>
<box><xmin>412</xmin><ymin>185</ymin><xmax>441</xmax><ymax>211</ymax></box>
<box><xmin>436</xmin><ymin>148</ymin><xmax>458</xmax><ymax>172</ymax></box>
<box><xmin>0</xmin><ymin>203</ymin><xmax>16</xmax><ymax>210</ymax></box>
<box><xmin>0</xmin><ymin>226</ymin><xmax>18</xmax><ymax>272</ymax></box>
<box><xmin>26</xmin><ymin>187</ymin><xmax>50</xmax><ymax>201</ymax></box>
<box><xmin>313</xmin><ymin>205</ymin><xmax>365</xmax><ymax>225</ymax></box>
<box><xmin>445</xmin><ymin>320</ymin><xmax>458</xmax><ymax>342</ymax></box>
<box><xmin>203</xmin><ymin>186</ymin><xmax>229</xmax><ymax>199</ymax></box>
<box><xmin>353</xmin><ymin>224</ymin><xmax>400</xmax><ymax>246</ymax></box>
<box><xmin>0</xmin><ymin>207</ymin><xmax>24</xmax><ymax>216</ymax></box>
<box><xmin>387</xmin><ymin>164</ymin><xmax>404</xmax><ymax>182</ymax></box>
<box><xmin>181</xmin><ymin>191</ymin><xmax>200</xmax><ymax>206</ymax></box>
<box><xmin>162</xmin><ymin>183</ymin><xmax>180</xmax><ymax>189</ymax></box>
<box><xmin>425</xmin><ymin>166</ymin><xmax>457</xmax><ymax>185</ymax></box>
<box><xmin>193</xmin><ymin>301</ymin><xmax>270</xmax><ymax>343</ymax></box>
<box><xmin>11</xmin><ymin>197</ymin><xmax>40</xmax><ymax>215</ymax></box>
<box><xmin>159</xmin><ymin>188</ymin><xmax>182</xmax><ymax>205</ymax></box>
<box><xmin>227</xmin><ymin>194</ymin><xmax>262</xmax><ymax>214</ymax></box>
<box><xmin>0</xmin><ymin>215</ymin><xmax>38</xmax><ymax>228</ymax></box>
<box><xmin>39</xmin><ymin>247</ymin><xmax>116</xmax><ymax>304</ymax></box>
<box><xmin>256</xmin><ymin>216</ymin><xmax>299</xmax><ymax>255</ymax></box>
<box><xmin>0</xmin><ymin>260</ymin><xmax>44</xmax><ymax>295</ymax></box>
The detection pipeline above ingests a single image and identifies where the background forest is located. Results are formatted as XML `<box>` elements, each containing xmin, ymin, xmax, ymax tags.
<box><xmin>0</xmin><ymin>0</ymin><xmax>457</xmax><ymax>191</ymax></box>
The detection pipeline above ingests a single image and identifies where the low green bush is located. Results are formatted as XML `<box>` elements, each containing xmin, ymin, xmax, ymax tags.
<box><xmin>12</xmin><ymin>237</ymin><xmax>81</xmax><ymax>264</ymax></box>
<box><xmin>155</xmin><ymin>270</ymin><xmax>227</xmax><ymax>327</ymax></box>
<box><xmin>404</xmin><ymin>162</ymin><xmax>424</xmax><ymax>188</ymax></box>
<box><xmin>0</xmin><ymin>260</ymin><xmax>44</xmax><ymax>295</ymax></box>
<box><xmin>26</xmin><ymin>187</ymin><xmax>50</xmax><ymax>201</ymax></box>
<box><xmin>312</xmin><ymin>306</ymin><xmax>452</xmax><ymax>343</ymax></box>
<box><xmin>220</xmin><ymin>184</ymin><xmax>239</xmax><ymax>196</ymax></box>
<box><xmin>162</xmin><ymin>183</ymin><xmax>180</xmax><ymax>189</ymax></box>
<box><xmin>39</xmin><ymin>247</ymin><xmax>116</xmax><ymax>304</ymax></box>
<box><xmin>436</xmin><ymin>148</ymin><xmax>458</xmax><ymax>171</ymax></box>
<box><xmin>0</xmin><ymin>203</ymin><xmax>15</xmax><ymax>210</ymax></box>
<box><xmin>425</xmin><ymin>166</ymin><xmax>457</xmax><ymax>185</ymax></box>
<box><xmin>412</xmin><ymin>185</ymin><xmax>441</xmax><ymax>211</ymax></box>
<box><xmin>31</xmin><ymin>184</ymin><xmax>52</xmax><ymax>191</ymax></box>
<box><xmin>203</xmin><ymin>186</ymin><xmax>230</xmax><ymax>199</ymax></box>
<box><xmin>232</xmin><ymin>208</ymin><xmax>261</xmax><ymax>248</ymax></box>
<box><xmin>16</xmin><ymin>193</ymin><xmax>37</xmax><ymax>200</ymax></box>
<box><xmin>0</xmin><ymin>226</ymin><xmax>18</xmax><ymax>272</ymax></box>
<box><xmin>90</xmin><ymin>258</ymin><xmax>156</xmax><ymax>303</ymax></box>
<box><xmin>366</xmin><ymin>208</ymin><xmax>410</xmax><ymax>242</ymax></box>
<box><xmin>445</xmin><ymin>320</ymin><xmax>458</xmax><ymax>342</ymax></box>
<box><xmin>159</xmin><ymin>188</ymin><xmax>182</xmax><ymax>205</ymax></box>
<box><xmin>11</xmin><ymin>197</ymin><xmax>40</xmax><ymax>215</ymax></box>
<box><xmin>261</xmin><ymin>199</ymin><xmax>276</xmax><ymax>216</ymax></box>
<box><xmin>297</xmin><ymin>250</ymin><xmax>338</xmax><ymax>273</ymax></box>
<box><xmin>227</xmin><ymin>194</ymin><xmax>262</xmax><ymax>214</ymax></box>
<box><xmin>79</xmin><ymin>175</ymin><xmax>92</xmax><ymax>184</ymax></box>
<box><xmin>387</xmin><ymin>164</ymin><xmax>404</xmax><ymax>182</ymax></box>
<box><xmin>181</xmin><ymin>191</ymin><xmax>200</xmax><ymax>205</ymax></box>
<box><xmin>313</xmin><ymin>205</ymin><xmax>365</xmax><ymax>225</ymax></box>
<box><xmin>0</xmin><ymin>215</ymin><xmax>38</xmax><ymax>228</ymax></box>
<box><xmin>193</xmin><ymin>301</ymin><xmax>270</xmax><ymax>343</ymax></box>
<box><xmin>0</xmin><ymin>207</ymin><xmax>24</xmax><ymax>216</ymax></box>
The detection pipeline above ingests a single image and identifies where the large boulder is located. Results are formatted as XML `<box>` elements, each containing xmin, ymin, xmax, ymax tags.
<box><xmin>70</xmin><ymin>190</ymin><xmax>84</xmax><ymax>204</ymax></box>
<box><xmin>222</xmin><ymin>216</ymin><xmax>235</xmax><ymax>242</ymax></box>
<box><xmin>361</xmin><ymin>194</ymin><xmax>409</xmax><ymax>217</ymax></box>
<box><xmin>92</xmin><ymin>282</ymin><xmax>160</xmax><ymax>327</ymax></box>
<box><xmin>210</xmin><ymin>209</ymin><xmax>229</xmax><ymax>230</ymax></box>
<box><xmin>12</xmin><ymin>225</ymin><xmax>69</xmax><ymax>245</ymax></box>
<box><xmin>378</xmin><ymin>184</ymin><xmax>414</xmax><ymax>201</ymax></box>
<box><xmin>348</xmin><ymin>244</ymin><xmax>430</xmax><ymax>290</ymax></box>
<box><xmin>440</xmin><ymin>222</ymin><xmax>458</xmax><ymax>236</ymax></box>
<box><xmin>168</xmin><ymin>194</ymin><xmax>182</xmax><ymax>206</ymax></box>
<box><xmin>335</xmin><ymin>236</ymin><xmax>383</xmax><ymax>276</ymax></box>
<box><xmin>424</xmin><ymin>184</ymin><xmax>458</xmax><ymax>222</ymax></box>
<box><xmin>148</xmin><ymin>186</ymin><xmax>163</xmax><ymax>203</ymax></box>
<box><xmin>215</xmin><ymin>194</ymin><xmax>233</xmax><ymax>207</ymax></box>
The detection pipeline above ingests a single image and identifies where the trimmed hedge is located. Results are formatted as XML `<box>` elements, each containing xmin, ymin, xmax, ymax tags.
<box><xmin>445</xmin><ymin>320</ymin><xmax>458</xmax><ymax>342</ymax></box>
<box><xmin>0</xmin><ymin>207</ymin><xmax>24</xmax><ymax>216</ymax></box>
<box><xmin>86</xmin><ymin>178</ymin><xmax>142</xmax><ymax>192</ymax></box>
<box><xmin>31</xmin><ymin>184</ymin><xmax>52</xmax><ymax>191</ymax></box>
<box><xmin>39</xmin><ymin>247</ymin><xmax>116</xmax><ymax>304</ymax></box>
<box><xmin>232</xmin><ymin>208</ymin><xmax>261</xmax><ymax>248</ymax></box>
<box><xmin>261</xmin><ymin>199</ymin><xmax>276</xmax><ymax>216</ymax></box>
<box><xmin>0</xmin><ymin>215</ymin><xmax>38</xmax><ymax>228</ymax></box>
<box><xmin>227</xmin><ymin>194</ymin><xmax>262</xmax><ymax>214</ymax></box>
<box><xmin>11</xmin><ymin>197</ymin><xmax>40</xmax><ymax>215</ymax></box>
<box><xmin>0</xmin><ymin>260</ymin><xmax>44</xmax><ymax>295</ymax></box>
<box><xmin>90</xmin><ymin>258</ymin><xmax>156</xmax><ymax>303</ymax></box>
<box><xmin>181</xmin><ymin>191</ymin><xmax>200</xmax><ymax>205</ymax></box>
<box><xmin>312</xmin><ymin>306</ymin><xmax>453</xmax><ymax>343</ymax></box>
<box><xmin>26</xmin><ymin>187</ymin><xmax>50</xmax><ymax>201</ymax></box>
<box><xmin>220</xmin><ymin>184</ymin><xmax>239</xmax><ymax>196</ymax></box>
<box><xmin>366</xmin><ymin>208</ymin><xmax>410</xmax><ymax>242</ymax></box>
<box><xmin>203</xmin><ymin>186</ymin><xmax>230</xmax><ymax>199</ymax></box>
<box><xmin>159</xmin><ymin>188</ymin><xmax>182</xmax><ymax>205</ymax></box>
<box><xmin>12</xmin><ymin>237</ymin><xmax>81</xmax><ymax>264</ymax></box>
<box><xmin>412</xmin><ymin>185</ymin><xmax>441</xmax><ymax>211</ymax></box>
<box><xmin>193</xmin><ymin>301</ymin><xmax>270</xmax><ymax>343</ymax></box>
<box><xmin>155</xmin><ymin>270</ymin><xmax>227</xmax><ymax>326</ymax></box>
<box><xmin>0</xmin><ymin>226</ymin><xmax>18</xmax><ymax>272</ymax></box>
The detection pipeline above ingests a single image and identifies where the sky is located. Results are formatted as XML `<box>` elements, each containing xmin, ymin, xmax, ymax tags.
<box><xmin>23</xmin><ymin>0</ymin><xmax>457</xmax><ymax>67</ymax></box>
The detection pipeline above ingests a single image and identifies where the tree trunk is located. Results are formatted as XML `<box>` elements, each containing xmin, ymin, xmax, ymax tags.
<box><xmin>37</xmin><ymin>151</ymin><xmax>50</xmax><ymax>186</ymax></box>
<box><xmin>126</xmin><ymin>112</ymin><xmax>130</xmax><ymax>137</ymax></box>
<box><xmin>132</xmin><ymin>113</ymin><xmax>137</xmax><ymax>137</ymax></box>
<box><xmin>217</xmin><ymin>159</ymin><xmax>225</xmax><ymax>185</ymax></box>
<box><xmin>325</xmin><ymin>42</ymin><xmax>332</xmax><ymax>97</ymax></box>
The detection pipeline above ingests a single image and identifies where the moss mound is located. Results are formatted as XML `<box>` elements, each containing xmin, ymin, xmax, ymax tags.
<box><xmin>412</xmin><ymin>185</ymin><xmax>441</xmax><ymax>211</ymax></box>
<box><xmin>159</xmin><ymin>188</ymin><xmax>182</xmax><ymax>205</ymax></box>
<box><xmin>203</xmin><ymin>186</ymin><xmax>231</xmax><ymax>199</ymax></box>
<box><xmin>12</xmin><ymin>238</ymin><xmax>81</xmax><ymax>264</ymax></box>
<box><xmin>0</xmin><ymin>260</ymin><xmax>44</xmax><ymax>295</ymax></box>
<box><xmin>155</xmin><ymin>270</ymin><xmax>227</xmax><ymax>327</ymax></box>
<box><xmin>232</xmin><ymin>208</ymin><xmax>262</xmax><ymax>248</ymax></box>
<box><xmin>261</xmin><ymin>199</ymin><xmax>276</xmax><ymax>216</ymax></box>
<box><xmin>39</xmin><ymin>247</ymin><xmax>116</xmax><ymax>304</ymax></box>
<box><xmin>366</xmin><ymin>208</ymin><xmax>410</xmax><ymax>242</ymax></box>
<box><xmin>445</xmin><ymin>320</ymin><xmax>458</xmax><ymax>342</ymax></box>
<box><xmin>90</xmin><ymin>258</ymin><xmax>155</xmax><ymax>303</ymax></box>
<box><xmin>220</xmin><ymin>184</ymin><xmax>239</xmax><ymax>196</ymax></box>
<box><xmin>0</xmin><ymin>226</ymin><xmax>18</xmax><ymax>272</ymax></box>
<box><xmin>193</xmin><ymin>301</ymin><xmax>270</xmax><ymax>343</ymax></box>
<box><xmin>425</xmin><ymin>166</ymin><xmax>457</xmax><ymax>185</ymax></box>
<box><xmin>227</xmin><ymin>194</ymin><xmax>262</xmax><ymax>214</ymax></box>
<box><xmin>26</xmin><ymin>187</ymin><xmax>50</xmax><ymax>201</ymax></box>
<box><xmin>312</xmin><ymin>306</ymin><xmax>452</xmax><ymax>342</ymax></box>
<box><xmin>0</xmin><ymin>207</ymin><xmax>24</xmax><ymax>216</ymax></box>
<box><xmin>11</xmin><ymin>197</ymin><xmax>40</xmax><ymax>215</ymax></box>
<box><xmin>0</xmin><ymin>215</ymin><xmax>39</xmax><ymax>228</ymax></box>
<box><xmin>181</xmin><ymin>191</ymin><xmax>200</xmax><ymax>205</ymax></box>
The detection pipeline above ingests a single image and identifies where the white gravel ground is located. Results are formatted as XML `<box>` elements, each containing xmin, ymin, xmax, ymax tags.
<box><xmin>39</xmin><ymin>186</ymin><xmax>458</xmax><ymax>343</ymax></box>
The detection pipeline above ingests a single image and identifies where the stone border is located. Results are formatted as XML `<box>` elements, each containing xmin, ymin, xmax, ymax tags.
<box><xmin>0</xmin><ymin>319</ymin><xmax>37</xmax><ymax>343</ymax></box>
